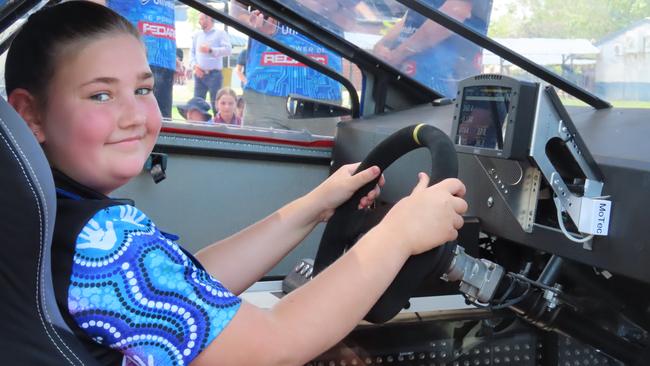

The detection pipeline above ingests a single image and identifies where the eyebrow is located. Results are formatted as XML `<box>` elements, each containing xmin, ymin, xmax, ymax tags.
<box><xmin>80</xmin><ymin>72</ymin><xmax>154</xmax><ymax>87</ymax></box>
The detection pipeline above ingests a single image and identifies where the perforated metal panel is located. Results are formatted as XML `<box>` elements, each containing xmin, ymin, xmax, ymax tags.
<box><xmin>557</xmin><ymin>336</ymin><xmax>622</xmax><ymax>366</ymax></box>
<box><xmin>306</xmin><ymin>312</ymin><xmax>624</xmax><ymax>366</ymax></box>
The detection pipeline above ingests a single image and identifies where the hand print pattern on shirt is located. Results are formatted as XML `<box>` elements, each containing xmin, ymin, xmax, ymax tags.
<box><xmin>68</xmin><ymin>205</ymin><xmax>241</xmax><ymax>366</ymax></box>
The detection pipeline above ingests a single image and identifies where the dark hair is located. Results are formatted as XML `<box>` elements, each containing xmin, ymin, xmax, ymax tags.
<box><xmin>5</xmin><ymin>1</ymin><xmax>141</xmax><ymax>101</ymax></box>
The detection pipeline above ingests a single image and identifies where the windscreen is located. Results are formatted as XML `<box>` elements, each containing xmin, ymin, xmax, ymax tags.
<box><xmin>277</xmin><ymin>0</ymin><xmax>650</xmax><ymax>109</ymax></box>
<box><xmin>278</xmin><ymin>0</ymin><xmax>493</xmax><ymax>98</ymax></box>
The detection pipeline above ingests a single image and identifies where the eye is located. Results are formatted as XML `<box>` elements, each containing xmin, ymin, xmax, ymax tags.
<box><xmin>135</xmin><ymin>87</ymin><xmax>153</xmax><ymax>96</ymax></box>
<box><xmin>90</xmin><ymin>92</ymin><xmax>111</xmax><ymax>102</ymax></box>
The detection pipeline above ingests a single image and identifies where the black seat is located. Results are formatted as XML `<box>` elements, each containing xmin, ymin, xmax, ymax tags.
<box><xmin>0</xmin><ymin>97</ymin><xmax>99</xmax><ymax>365</ymax></box>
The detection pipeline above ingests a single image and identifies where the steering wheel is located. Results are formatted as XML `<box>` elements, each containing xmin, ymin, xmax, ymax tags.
<box><xmin>313</xmin><ymin>124</ymin><xmax>459</xmax><ymax>323</ymax></box>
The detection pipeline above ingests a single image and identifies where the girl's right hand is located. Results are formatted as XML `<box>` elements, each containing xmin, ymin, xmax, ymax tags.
<box><xmin>377</xmin><ymin>174</ymin><xmax>467</xmax><ymax>256</ymax></box>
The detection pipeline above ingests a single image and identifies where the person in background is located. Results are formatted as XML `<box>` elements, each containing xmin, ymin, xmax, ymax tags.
<box><xmin>235</xmin><ymin>48</ymin><xmax>248</xmax><ymax>87</ymax></box>
<box><xmin>177</xmin><ymin>97</ymin><xmax>212</xmax><ymax>122</ymax></box>
<box><xmin>107</xmin><ymin>0</ymin><xmax>177</xmax><ymax>118</ymax></box>
<box><xmin>190</xmin><ymin>13</ymin><xmax>232</xmax><ymax>115</ymax></box>
<box><xmin>213</xmin><ymin>87</ymin><xmax>242</xmax><ymax>126</ymax></box>
<box><xmin>175</xmin><ymin>47</ymin><xmax>186</xmax><ymax>85</ymax></box>
<box><xmin>236</xmin><ymin>96</ymin><xmax>246</xmax><ymax>122</ymax></box>
<box><xmin>230</xmin><ymin>1</ymin><xmax>349</xmax><ymax>136</ymax></box>
<box><xmin>373</xmin><ymin>0</ymin><xmax>490</xmax><ymax>98</ymax></box>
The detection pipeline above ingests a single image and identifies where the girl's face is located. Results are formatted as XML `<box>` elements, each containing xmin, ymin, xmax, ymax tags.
<box><xmin>39</xmin><ymin>34</ymin><xmax>161</xmax><ymax>194</ymax></box>
<box><xmin>217</xmin><ymin>94</ymin><xmax>236</xmax><ymax>119</ymax></box>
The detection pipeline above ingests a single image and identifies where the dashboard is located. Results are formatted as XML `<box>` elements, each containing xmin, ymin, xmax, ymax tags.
<box><xmin>333</xmin><ymin>75</ymin><xmax>650</xmax><ymax>285</ymax></box>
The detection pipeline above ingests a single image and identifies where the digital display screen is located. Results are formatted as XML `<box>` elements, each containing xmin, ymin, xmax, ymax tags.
<box><xmin>456</xmin><ymin>86</ymin><xmax>512</xmax><ymax>150</ymax></box>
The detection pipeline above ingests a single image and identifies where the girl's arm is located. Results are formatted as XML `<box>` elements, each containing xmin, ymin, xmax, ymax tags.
<box><xmin>191</xmin><ymin>175</ymin><xmax>467</xmax><ymax>366</ymax></box>
<box><xmin>195</xmin><ymin>164</ymin><xmax>383</xmax><ymax>295</ymax></box>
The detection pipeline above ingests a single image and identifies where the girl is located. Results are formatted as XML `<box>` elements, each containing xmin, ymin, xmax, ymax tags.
<box><xmin>213</xmin><ymin>87</ymin><xmax>241</xmax><ymax>126</ymax></box>
<box><xmin>5</xmin><ymin>2</ymin><xmax>467</xmax><ymax>366</ymax></box>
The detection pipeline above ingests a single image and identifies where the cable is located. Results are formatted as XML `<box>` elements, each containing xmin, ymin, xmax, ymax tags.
<box><xmin>553</xmin><ymin>195</ymin><xmax>594</xmax><ymax>244</ymax></box>
<box><xmin>468</xmin><ymin>273</ymin><xmax>532</xmax><ymax>310</ymax></box>
<box><xmin>491</xmin><ymin>280</ymin><xmax>531</xmax><ymax>310</ymax></box>
<box><xmin>510</xmin><ymin>273</ymin><xmax>559</xmax><ymax>293</ymax></box>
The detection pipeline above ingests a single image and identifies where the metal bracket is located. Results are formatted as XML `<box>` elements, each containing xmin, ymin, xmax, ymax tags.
<box><xmin>529</xmin><ymin>87</ymin><xmax>611</xmax><ymax>239</ymax></box>
<box><xmin>477</xmin><ymin>156</ymin><xmax>541</xmax><ymax>233</ymax></box>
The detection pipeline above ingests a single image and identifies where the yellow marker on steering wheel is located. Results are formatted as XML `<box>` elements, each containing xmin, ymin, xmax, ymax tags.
<box><xmin>413</xmin><ymin>123</ymin><xmax>426</xmax><ymax>146</ymax></box>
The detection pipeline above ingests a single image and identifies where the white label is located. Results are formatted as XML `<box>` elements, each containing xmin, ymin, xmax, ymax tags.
<box><xmin>580</xmin><ymin>199</ymin><xmax>611</xmax><ymax>236</ymax></box>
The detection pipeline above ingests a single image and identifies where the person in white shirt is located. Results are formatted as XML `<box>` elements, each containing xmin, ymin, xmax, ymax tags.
<box><xmin>190</xmin><ymin>13</ymin><xmax>232</xmax><ymax>114</ymax></box>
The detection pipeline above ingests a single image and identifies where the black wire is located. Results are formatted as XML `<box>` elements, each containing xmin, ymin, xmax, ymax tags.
<box><xmin>510</xmin><ymin>272</ymin><xmax>560</xmax><ymax>293</ymax></box>
<box><xmin>491</xmin><ymin>281</ymin><xmax>531</xmax><ymax>310</ymax></box>
<box><xmin>493</xmin><ymin>275</ymin><xmax>516</xmax><ymax>304</ymax></box>
<box><xmin>466</xmin><ymin>273</ymin><xmax>532</xmax><ymax>310</ymax></box>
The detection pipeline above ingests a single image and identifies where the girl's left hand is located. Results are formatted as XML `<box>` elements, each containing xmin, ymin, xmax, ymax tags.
<box><xmin>310</xmin><ymin>163</ymin><xmax>385</xmax><ymax>222</ymax></box>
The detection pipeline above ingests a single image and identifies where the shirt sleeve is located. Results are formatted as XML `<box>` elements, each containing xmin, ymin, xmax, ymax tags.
<box><xmin>190</xmin><ymin>33</ymin><xmax>198</xmax><ymax>68</ymax></box>
<box><xmin>67</xmin><ymin>204</ymin><xmax>241</xmax><ymax>366</ymax></box>
<box><xmin>211</xmin><ymin>30</ymin><xmax>232</xmax><ymax>57</ymax></box>
<box><xmin>237</xmin><ymin>49</ymin><xmax>247</xmax><ymax>66</ymax></box>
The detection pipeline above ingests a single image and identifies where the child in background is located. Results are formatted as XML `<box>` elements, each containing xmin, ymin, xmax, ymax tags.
<box><xmin>177</xmin><ymin>96</ymin><xmax>212</xmax><ymax>122</ymax></box>
<box><xmin>5</xmin><ymin>2</ymin><xmax>467</xmax><ymax>366</ymax></box>
<box><xmin>213</xmin><ymin>87</ymin><xmax>242</xmax><ymax>126</ymax></box>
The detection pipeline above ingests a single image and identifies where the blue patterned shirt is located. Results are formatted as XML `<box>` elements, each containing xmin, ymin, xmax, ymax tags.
<box><xmin>68</xmin><ymin>204</ymin><xmax>241</xmax><ymax>365</ymax></box>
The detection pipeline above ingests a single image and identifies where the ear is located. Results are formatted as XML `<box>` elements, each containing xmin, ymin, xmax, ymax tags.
<box><xmin>8</xmin><ymin>88</ymin><xmax>46</xmax><ymax>143</ymax></box>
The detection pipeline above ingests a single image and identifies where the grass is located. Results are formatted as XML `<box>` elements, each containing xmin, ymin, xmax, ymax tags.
<box><xmin>561</xmin><ymin>97</ymin><xmax>650</xmax><ymax>109</ymax></box>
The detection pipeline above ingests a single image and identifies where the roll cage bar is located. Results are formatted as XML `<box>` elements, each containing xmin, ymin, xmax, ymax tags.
<box><xmin>0</xmin><ymin>0</ymin><xmax>48</xmax><ymax>56</ymax></box>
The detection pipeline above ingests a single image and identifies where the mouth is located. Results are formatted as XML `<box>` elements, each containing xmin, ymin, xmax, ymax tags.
<box><xmin>107</xmin><ymin>135</ymin><xmax>144</xmax><ymax>145</ymax></box>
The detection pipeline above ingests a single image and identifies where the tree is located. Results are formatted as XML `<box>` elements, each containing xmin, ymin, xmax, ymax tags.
<box><xmin>490</xmin><ymin>0</ymin><xmax>650</xmax><ymax>40</ymax></box>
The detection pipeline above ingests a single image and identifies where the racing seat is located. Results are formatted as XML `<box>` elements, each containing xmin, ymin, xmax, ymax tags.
<box><xmin>0</xmin><ymin>97</ymin><xmax>99</xmax><ymax>365</ymax></box>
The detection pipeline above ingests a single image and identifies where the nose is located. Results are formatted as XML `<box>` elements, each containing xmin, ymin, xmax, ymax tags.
<box><xmin>118</xmin><ymin>94</ymin><xmax>149</xmax><ymax>129</ymax></box>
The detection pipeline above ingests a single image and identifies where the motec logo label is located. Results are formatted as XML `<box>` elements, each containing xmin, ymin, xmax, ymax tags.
<box><xmin>261</xmin><ymin>52</ymin><xmax>328</xmax><ymax>67</ymax></box>
<box><xmin>139</xmin><ymin>21</ymin><xmax>175</xmax><ymax>40</ymax></box>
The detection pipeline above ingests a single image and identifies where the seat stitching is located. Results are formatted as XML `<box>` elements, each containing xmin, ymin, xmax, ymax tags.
<box><xmin>0</xmin><ymin>118</ymin><xmax>82</xmax><ymax>365</ymax></box>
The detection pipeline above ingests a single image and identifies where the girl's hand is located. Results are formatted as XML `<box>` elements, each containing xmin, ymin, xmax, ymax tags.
<box><xmin>309</xmin><ymin>163</ymin><xmax>384</xmax><ymax>222</ymax></box>
<box><xmin>377</xmin><ymin>174</ymin><xmax>467</xmax><ymax>256</ymax></box>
